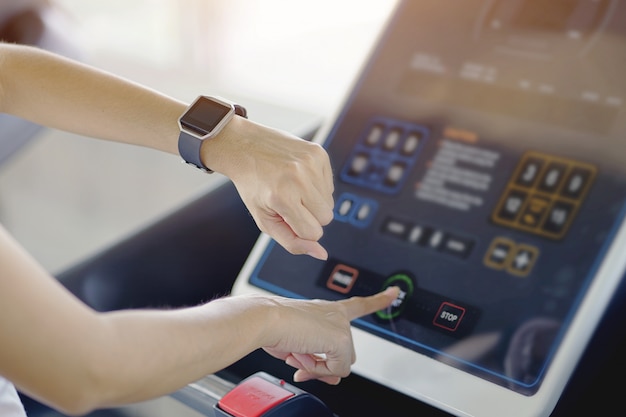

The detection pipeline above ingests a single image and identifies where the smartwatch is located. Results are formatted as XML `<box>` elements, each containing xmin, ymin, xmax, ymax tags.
<box><xmin>178</xmin><ymin>95</ymin><xmax>248</xmax><ymax>173</ymax></box>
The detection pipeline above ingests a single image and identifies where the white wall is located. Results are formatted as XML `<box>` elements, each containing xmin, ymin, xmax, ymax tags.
<box><xmin>55</xmin><ymin>0</ymin><xmax>398</xmax><ymax>115</ymax></box>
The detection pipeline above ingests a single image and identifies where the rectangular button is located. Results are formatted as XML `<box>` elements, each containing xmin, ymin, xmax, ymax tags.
<box><xmin>327</xmin><ymin>264</ymin><xmax>359</xmax><ymax>294</ymax></box>
<box><xmin>442</xmin><ymin>235</ymin><xmax>474</xmax><ymax>258</ymax></box>
<box><xmin>381</xmin><ymin>217</ymin><xmax>411</xmax><ymax>239</ymax></box>
<box><xmin>218</xmin><ymin>376</ymin><xmax>294</xmax><ymax>417</ymax></box>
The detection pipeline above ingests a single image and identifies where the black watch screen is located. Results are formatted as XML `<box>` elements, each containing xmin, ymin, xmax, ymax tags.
<box><xmin>181</xmin><ymin>97</ymin><xmax>232</xmax><ymax>136</ymax></box>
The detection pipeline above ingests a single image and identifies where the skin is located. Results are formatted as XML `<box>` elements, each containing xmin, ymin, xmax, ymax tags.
<box><xmin>0</xmin><ymin>43</ymin><xmax>399</xmax><ymax>415</ymax></box>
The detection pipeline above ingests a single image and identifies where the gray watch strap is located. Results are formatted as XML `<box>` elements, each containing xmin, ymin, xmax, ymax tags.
<box><xmin>178</xmin><ymin>103</ymin><xmax>247</xmax><ymax>173</ymax></box>
<box><xmin>179</xmin><ymin>129</ymin><xmax>210</xmax><ymax>172</ymax></box>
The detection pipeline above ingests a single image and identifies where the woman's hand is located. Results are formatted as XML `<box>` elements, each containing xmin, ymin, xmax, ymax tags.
<box><xmin>202</xmin><ymin>116</ymin><xmax>335</xmax><ymax>261</ymax></box>
<box><xmin>258</xmin><ymin>286</ymin><xmax>400</xmax><ymax>385</ymax></box>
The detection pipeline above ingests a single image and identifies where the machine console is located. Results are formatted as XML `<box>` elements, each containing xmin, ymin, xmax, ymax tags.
<box><xmin>232</xmin><ymin>1</ymin><xmax>626</xmax><ymax>415</ymax></box>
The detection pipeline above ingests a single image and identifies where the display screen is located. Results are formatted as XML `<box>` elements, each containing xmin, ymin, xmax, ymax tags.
<box><xmin>245</xmin><ymin>0</ymin><xmax>626</xmax><ymax>396</ymax></box>
<box><xmin>181</xmin><ymin>97</ymin><xmax>231</xmax><ymax>135</ymax></box>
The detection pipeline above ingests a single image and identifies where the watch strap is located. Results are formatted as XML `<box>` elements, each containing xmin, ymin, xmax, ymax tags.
<box><xmin>234</xmin><ymin>104</ymin><xmax>247</xmax><ymax>119</ymax></box>
<box><xmin>179</xmin><ymin>129</ymin><xmax>212</xmax><ymax>172</ymax></box>
<box><xmin>178</xmin><ymin>100</ymin><xmax>248</xmax><ymax>173</ymax></box>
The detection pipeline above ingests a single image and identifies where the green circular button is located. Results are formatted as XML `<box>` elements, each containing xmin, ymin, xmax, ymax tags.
<box><xmin>376</xmin><ymin>273</ymin><xmax>415</xmax><ymax>320</ymax></box>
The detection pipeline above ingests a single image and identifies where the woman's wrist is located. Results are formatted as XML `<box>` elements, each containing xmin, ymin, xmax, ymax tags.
<box><xmin>198</xmin><ymin>115</ymin><xmax>253</xmax><ymax>176</ymax></box>
<box><xmin>206</xmin><ymin>294</ymin><xmax>281</xmax><ymax>351</ymax></box>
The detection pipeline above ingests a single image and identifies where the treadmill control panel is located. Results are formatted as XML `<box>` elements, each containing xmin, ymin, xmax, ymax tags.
<box><xmin>245</xmin><ymin>0</ymin><xmax>626</xmax><ymax>397</ymax></box>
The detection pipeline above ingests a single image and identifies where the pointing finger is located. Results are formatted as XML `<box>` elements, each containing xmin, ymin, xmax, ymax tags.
<box><xmin>339</xmin><ymin>286</ymin><xmax>400</xmax><ymax>321</ymax></box>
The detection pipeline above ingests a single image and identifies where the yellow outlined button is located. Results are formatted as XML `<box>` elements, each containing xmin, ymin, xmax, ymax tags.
<box><xmin>519</xmin><ymin>195</ymin><xmax>550</xmax><ymax>228</ymax></box>
<box><xmin>484</xmin><ymin>237</ymin><xmax>516</xmax><ymax>270</ymax></box>
<box><xmin>507</xmin><ymin>244</ymin><xmax>539</xmax><ymax>277</ymax></box>
<box><xmin>484</xmin><ymin>237</ymin><xmax>539</xmax><ymax>277</ymax></box>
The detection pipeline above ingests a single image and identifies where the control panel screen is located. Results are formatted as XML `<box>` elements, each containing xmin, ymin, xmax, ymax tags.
<box><xmin>241</xmin><ymin>0</ymin><xmax>626</xmax><ymax>400</ymax></box>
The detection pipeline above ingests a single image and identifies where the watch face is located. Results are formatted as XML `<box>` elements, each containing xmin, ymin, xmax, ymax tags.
<box><xmin>181</xmin><ymin>97</ymin><xmax>232</xmax><ymax>136</ymax></box>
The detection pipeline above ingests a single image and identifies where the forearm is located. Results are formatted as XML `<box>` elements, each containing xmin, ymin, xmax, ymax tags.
<box><xmin>0</xmin><ymin>42</ymin><xmax>184</xmax><ymax>155</ymax></box>
<box><xmin>22</xmin><ymin>306</ymin><xmax>269</xmax><ymax>414</ymax></box>
<box><xmin>92</xmin><ymin>297</ymin><xmax>272</xmax><ymax>408</ymax></box>
<box><xmin>0</xmin><ymin>42</ymin><xmax>336</xmax><ymax>259</ymax></box>
<box><xmin>0</xmin><ymin>225</ymin><xmax>270</xmax><ymax>414</ymax></box>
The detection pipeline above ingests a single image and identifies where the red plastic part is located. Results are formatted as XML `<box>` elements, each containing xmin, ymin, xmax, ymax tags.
<box><xmin>218</xmin><ymin>376</ymin><xmax>295</xmax><ymax>417</ymax></box>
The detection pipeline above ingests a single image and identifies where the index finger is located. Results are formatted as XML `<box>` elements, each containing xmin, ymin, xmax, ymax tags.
<box><xmin>339</xmin><ymin>286</ymin><xmax>400</xmax><ymax>321</ymax></box>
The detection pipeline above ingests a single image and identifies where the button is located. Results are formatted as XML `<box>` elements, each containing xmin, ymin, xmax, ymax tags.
<box><xmin>327</xmin><ymin>264</ymin><xmax>359</xmax><ymax>294</ymax></box>
<box><xmin>383</xmin><ymin>129</ymin><xmax>402</xmax><ymax>150</ymax></box>
<box><xmin>376</xmin><ymin>273</ymin><xmax>415</xmax><ymax>320</ymax></box>
<box><xmin>515</xmin><ymin>156</ymin><xmax>545</xmax><ymax>188</ymax></box>
<box><xmin>560</xmin><ymin>167</ymin><xmax>593</xmax><ymax>199</ymax></box>
<box><xmin>433</xmin><ymin>302</ymin><xmax>466</xmax><ymax>332</ymax></box>
<box><xmin>484</xmin><ymin>237</ymin><xmax>515</xmax><ymax>270</ymax></box>
<box><xmin>337</xmin><ymin>198</ymin><xmax>353</xmax><ymax>217</ymax></box>
<box><xmin>382</xmin><ymin>217</ymin><xmax>410</xmax><ymax>239</ymax></box>
<box><xmin>428</xmin><ymin>230</ymin><xmax>446</xmax><ymax>250</ymax></box>
<box><xmin>355</xmin><ymin>202</ymin><xmax>371</xmax><ymax>220</ymax></box>
<box><xmin>348</xmin><ymin>153</ymin><xmax>369</xmax><ymax>176</ymax></box>
<box><xmin>218</xmin><ymin>376</ymin><xmax>294</xmax><ymax>417</ymax></box>
<box><xmin>537</xmin><ymin>162</ymin><xmax>567</xmax><ymax>193</ymax></box>
<box><xmin>384</xmin><ymin>162</ymin><xmax>406</xmax><ymax>186</ymax></box>
<box><xmin>365</xmin><ymin>124</ymin><xmax>384</xmax><ymax>146</ymax></box>
<box><xmin>497</xmin><ymin>189</ymin><xmax>527</xmax><ymax>221</ymax></box>
<box><xmin>507</xmin><ymin>244</ymin><xmax>539</xmax><ymax>277</ymax></box>
<box><xmin>334</xmin><ymin>193</ymin><xmax>358</xmax><ymax>222</ymax></box>
<box><xmin>349</xmin><ymin>199</ymin><xmax>378</xmax><ymax>228</ymax></box>
<box><xmin>408</xmin><ymin>225</ymin><xmax>428</xmax><ymax>244</ymax></box>
<box><xmin>401</xmin><ymin>132</ymin><xmax>422</xmax><ymax>155</ymax></box>
<box><xmin>519</xmin><ymin>195</ymin><xmax>550</xmax><ymax>228</ymax></box>
<box><xmin>442</xmin><ymin>235</ymin><xmax>474</xmax><ymax>258</ymax></box>
<box><xmin>542</xmin><ymin>200</ymin><xmax>575</xmax><ymax>236</ymax></box>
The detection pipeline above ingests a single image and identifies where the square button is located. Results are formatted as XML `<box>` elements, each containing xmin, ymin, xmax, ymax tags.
<box><xmin>537</xmin><ymin>162</ymin><xmax>568</xmax><ymax>193</ymax></box>
<box><xmin>401</xmin><ymin>132</ymin><xmax>422</xmax><ymax>156</ymax></box>
<box><xmin>542</xmin><ymin>200</ymin><xmax>575</xmax><ymax>237</ymax></box>
<box><xmin>514</xmin><ymin>156</ymin><xmax>545</xmax><ymax>188</ymax></box>
<box><xmin>497</xmin><ymin>189</ymin><xmax>527</xmax><ymax>222</ymax></box>
<box><xmin>519</xmin><ymin>195</ymin><xmax>550</xmax><ymax>229</ymax></box>
<box><xmin>484</xmin><ymin>237</ymin><xmax>515</xmax><ymax>270</ymax></box>
<box><xmin>348</xmin><ymin>153</ymin><xmax>369</xmax><ymax>176</ymax></box>
<box><xmin>384</xmin><ymin>162</ymin><xmax>406</xmax><ymax>186</ymax></box>
<box><xmin>327</xmin><ymin>264</ymin><xmax>359</xmax><ymax>294</ymax></box>
<box><xmin>365</xmin><ymin>124</ymin><xmax>384</xmax><ymax>147</ymax></box>
<box><xmin>433</xmin><ymin>302</ymin><xmax>466</xmax><ymax>332</ymax></box>
<box><xmin>561</xmin><ymin>167</ymin><xmax>594</xmax><ymax>199</ymax></box>
<box><xmin>383</xmin><ymin>129</ymin><xmax>402</xmax><ymax>150</ymax></box>
<box><xmin>507</xmin><ymin>244</ymin><xmax>539</xmax><ymax>277</ymax></box>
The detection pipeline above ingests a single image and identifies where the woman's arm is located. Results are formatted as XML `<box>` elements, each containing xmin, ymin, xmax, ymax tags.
<box><xmin>0</xmin><ymin>42</ymin><xmax>334</xmax><ymax>259</ymax></box>
<box><xmin>0</xmin><ymin>224</ymin><xmax>398</xmax><ymax>415</ymax></box>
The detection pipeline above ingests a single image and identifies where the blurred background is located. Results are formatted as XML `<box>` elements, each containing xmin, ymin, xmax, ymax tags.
<box><xmin>0</xmin><ymin>0</ymin><xmax>397</xmax><ymax>274</ymax></box>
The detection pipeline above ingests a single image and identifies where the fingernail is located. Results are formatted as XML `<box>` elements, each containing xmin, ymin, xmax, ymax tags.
<box><xmin>285</xmin><ymin>356</ymin><xmax>298</xmax><ymax>368</ymax></box>
<box><xmin>293</xmin><ymin>371</ymin><xmax>307</xmax><ymax>383</ymax></box>
<box><xmin>385</xmin><ymin>286</ymin><xmax>400</xmax><ymax>295</ymax></box>
<box><xmin>307</xmin><ymin>250</ymin><xmax>328</xmax><ymax>261</ymax></box>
